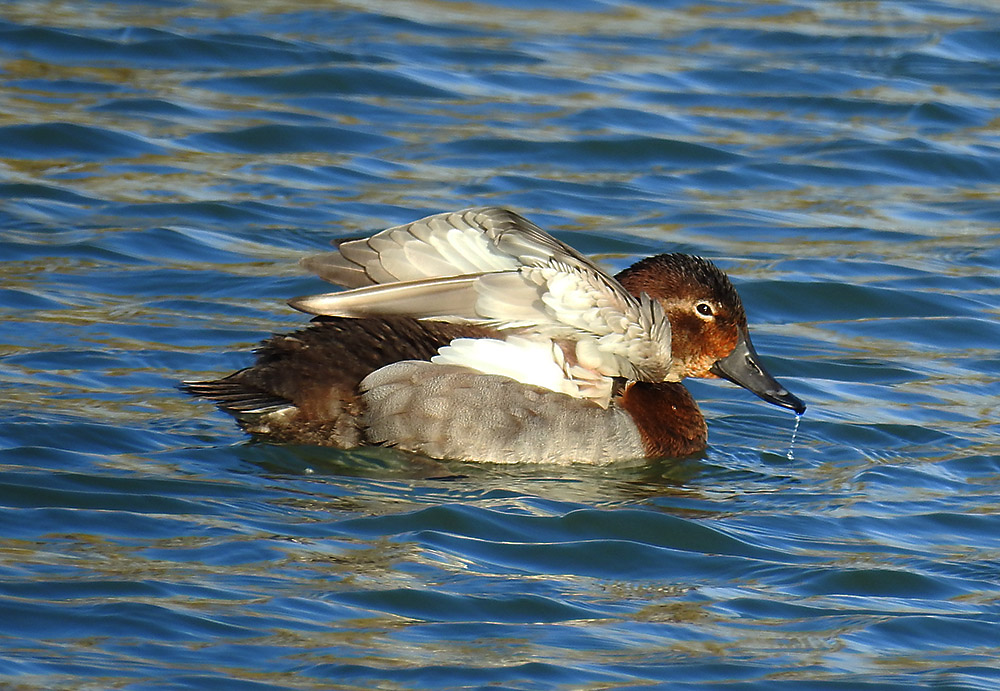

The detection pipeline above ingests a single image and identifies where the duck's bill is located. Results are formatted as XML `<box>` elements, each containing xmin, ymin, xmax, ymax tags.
<box><xmin>710</xmin><ymin>331</ymin><xmax>806</xmax><ymax>415</ymax></box>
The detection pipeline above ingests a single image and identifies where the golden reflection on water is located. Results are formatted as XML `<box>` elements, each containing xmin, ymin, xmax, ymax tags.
<box><xmin>2</xmin><ymin>2</ymin><xmax>998</xmax><ymax>685</ymax></box>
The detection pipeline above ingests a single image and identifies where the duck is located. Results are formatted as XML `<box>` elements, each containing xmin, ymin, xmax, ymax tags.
<box><xmin>183</xmin><ymin>207</ymin><xmax>804</xmax><ymax>463</ymax></box>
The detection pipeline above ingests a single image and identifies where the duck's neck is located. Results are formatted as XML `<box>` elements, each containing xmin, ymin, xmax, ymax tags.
<box><xmin>618</xmin><ymin>381</ymin><xmax>708</xmax><ymax>458</ymax></box>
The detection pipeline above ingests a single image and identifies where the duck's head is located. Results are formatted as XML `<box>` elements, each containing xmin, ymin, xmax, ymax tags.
<box><xmin>616</xmin><ymin>253</ymin><xmax>805</xmax><ymax>415</ymax></box>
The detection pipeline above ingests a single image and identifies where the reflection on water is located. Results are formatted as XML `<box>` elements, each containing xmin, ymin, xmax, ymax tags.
<box><xmin>2</xmin><ymin>0</ymin><xmax>1000</xmax><ymax>688</ymax></box>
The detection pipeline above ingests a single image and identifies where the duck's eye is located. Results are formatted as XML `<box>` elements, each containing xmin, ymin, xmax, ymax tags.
<box><xmin>696</xmin><ymin>302</ymin><xmax>714</xmax><ymax>318</ymax></box>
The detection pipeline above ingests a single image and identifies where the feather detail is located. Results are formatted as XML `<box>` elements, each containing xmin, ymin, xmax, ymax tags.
<box><xmin>294</xmin><ymin>207</ymin><xmax>674</xmax><ymax>383</ymax></box>
<box><xmin>289</xmin><ymin>274</ymin><xmax>485</xmax><ymax>319</ymax></box>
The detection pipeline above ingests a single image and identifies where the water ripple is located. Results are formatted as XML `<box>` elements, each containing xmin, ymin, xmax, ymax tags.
<box><xmin>2</xmin><ymin>0</ymin><xmax>999</xmax><ymax>689</ymax></box>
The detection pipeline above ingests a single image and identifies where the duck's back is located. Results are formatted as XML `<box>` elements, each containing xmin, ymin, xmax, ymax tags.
<box><xmin>183</xmin><ymin>317</ymin><xmax>492</xmax><ymax>446</ymax></box>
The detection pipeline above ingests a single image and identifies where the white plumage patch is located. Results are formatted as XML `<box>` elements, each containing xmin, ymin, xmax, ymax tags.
<box><xmin>431</xmin><ymin>336</ymin><xmax>614</xmax><ymax>407</ymax></box>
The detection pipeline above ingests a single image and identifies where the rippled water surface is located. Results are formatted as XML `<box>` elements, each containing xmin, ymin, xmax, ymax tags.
<box><xmin>3</xmin><ymin>0</ymin><xmax>1000</xmax><ymax>688</ymax></box>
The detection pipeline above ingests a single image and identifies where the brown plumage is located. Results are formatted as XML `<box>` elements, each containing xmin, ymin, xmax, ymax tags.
<box><xmin>182</xmin><ymin>317</ymin><xmax>493</xmax><ymax>447</ymax></box>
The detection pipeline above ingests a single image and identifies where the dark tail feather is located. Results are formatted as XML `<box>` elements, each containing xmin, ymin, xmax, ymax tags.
<box><xmin>180</xmin><ymin>378</ymin><xmax>293</xmax><ymax>416</ymax></box>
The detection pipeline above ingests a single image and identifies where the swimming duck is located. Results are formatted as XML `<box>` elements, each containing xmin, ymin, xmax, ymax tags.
<box><xmin>184</xmin><ymin>207</ymin><xmax>804</xmax><ymax>463</ymax></box>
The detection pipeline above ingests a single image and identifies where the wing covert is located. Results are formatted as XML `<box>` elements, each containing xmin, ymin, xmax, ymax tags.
<box><xmin>292</xmin><ymin>207</ymin><xmax>674</xmax><ymax>382</ymax></box>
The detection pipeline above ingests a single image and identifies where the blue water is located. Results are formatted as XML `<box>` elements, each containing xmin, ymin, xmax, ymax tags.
<box><xmin>2</xmin><ymin>1</ymin><xmax>999</xmax><ymax>689</ymax></box>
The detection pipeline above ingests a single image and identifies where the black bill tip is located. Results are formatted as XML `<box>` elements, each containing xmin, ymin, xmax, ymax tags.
<box><xmin>710</xmin><ymin>332</ymin><xmax>805</xmax><ymax>415</ymax></box>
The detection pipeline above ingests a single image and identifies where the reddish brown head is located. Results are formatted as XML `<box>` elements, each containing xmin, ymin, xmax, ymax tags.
<box><xmin>616</xmin><ymin>254</ymin><xmax>805</xmax><ymax>414</ymax></box>
<box><xmin>616</xmin><ymin>253</ymin><xmax>745</xmax><ymax>379</ymax></box>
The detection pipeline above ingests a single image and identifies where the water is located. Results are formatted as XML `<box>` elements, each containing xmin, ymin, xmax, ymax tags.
<box><xmin>2</xmin><ymin>0</ymin><xmax>999</xmax><ymax>688</ymax></box>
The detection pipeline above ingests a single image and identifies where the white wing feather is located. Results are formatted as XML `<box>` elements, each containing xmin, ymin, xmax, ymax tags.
<box><xmin>291</xmin><ymin>207</ymin><xmax>673</xmax><ymax>383</ymax></box>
